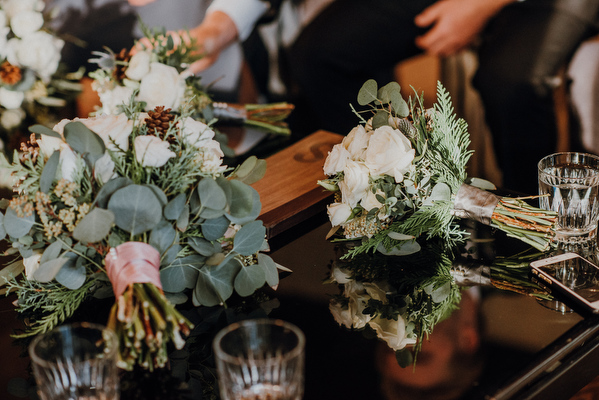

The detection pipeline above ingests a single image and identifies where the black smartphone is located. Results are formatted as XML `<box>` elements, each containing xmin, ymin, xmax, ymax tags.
<box><xmin>530</xmin><ymin>252</ymin><xmax>599</xmax><ymax>314</ymax></box>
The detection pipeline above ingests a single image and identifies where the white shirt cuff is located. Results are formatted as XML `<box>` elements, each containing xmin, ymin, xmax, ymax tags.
<box><xmin>207</xmin><ymin>0</ymin><xmax>270</xmax><ymax>41</ymax></box>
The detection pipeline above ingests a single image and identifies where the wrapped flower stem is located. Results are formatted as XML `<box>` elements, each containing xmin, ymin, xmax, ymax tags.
<box><xmin>212</xmin><ymin>102</ymin><xmax>294</xmax><ymax>135</ymax></box>
<box><xmin>106</xmin><ymin>242</ymin><xmax>194</xmax><ymax>371</ymax></box>
<box><xmin>453</xmin><ymin>184</ymin><xmax>557</xmax><ymax>251</ymax></box>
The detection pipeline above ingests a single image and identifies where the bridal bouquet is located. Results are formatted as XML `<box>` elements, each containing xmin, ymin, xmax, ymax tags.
<box><xmin>319</xmin><ymin>80</ymin><xmax>557</xmax><ymax>258</ymax></box>
<box><xmin>0</xmin><ymin>0</ymin><xmax>81</xmax><ymax>154</ymax></box>
<box><xmin>0</xmin><ymin>100</ymin><xmax>279</xmax><ymax>370</ymax></box>
<box><xmin>89</xmin><ymin>23</ymin><xmax>293</xmax><ymax>136</ymax></box>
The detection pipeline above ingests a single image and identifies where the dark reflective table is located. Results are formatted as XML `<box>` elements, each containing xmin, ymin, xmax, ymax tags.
<box><xmin>2</xmin><ymin>194</ymin><xmax>599</xmax><ymax>400</ymax></box>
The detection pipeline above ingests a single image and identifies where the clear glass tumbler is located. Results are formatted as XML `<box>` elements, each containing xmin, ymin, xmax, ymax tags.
<box><xmin>538</xmin><ymin>152</ymin><xmax>599</xmax><ymax>244</ymax></box>
<box><xmin>213</xmin><ymin>319</ymin><xmax>305</xmax><ymax>400</ymax></box>
<box><xmin>29</xmin><ymin>322</ymin><xmax>119</xmax><ymax>400</ymax></box>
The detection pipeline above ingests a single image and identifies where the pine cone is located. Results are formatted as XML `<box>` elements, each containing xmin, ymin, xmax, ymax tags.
<box><xmin>0</xmin><ymin>61</ymin><xmax>22</xmax><ymax>85</ymax></box>
<box><xmin>113</xmin><ymin>48</ymin><xmax>132</xmax><ymax>83</ymax></box>
<box><xmin>145</xmin><ymin>106</ymin><xmax>176</xmax><ymax>141</ymax></box>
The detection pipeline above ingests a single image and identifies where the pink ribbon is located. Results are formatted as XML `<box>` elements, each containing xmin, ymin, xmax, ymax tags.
<box><xmin>105</xmin><ymin>242</ymin><xmax>162</xmax><ymax>298</ymax></box>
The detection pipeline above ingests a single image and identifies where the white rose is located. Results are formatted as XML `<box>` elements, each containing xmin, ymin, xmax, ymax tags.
<box><xmin>329</xmin><ymin>300</ymin><xmax>354</xmax><ymax>329</ymax></box>
<box><xmin>125</xmin><ymin>50</ymin><xmax>151</xmax><ymax>81</ymax></box>
<box><xmin>23</xmin><ymin>250</ymin><xmax>43</xmax><ymax>280</ymax></box>
<box><xmin>0</xmin><ymin>26</ymin><xmax>10</xmax><ymax>58</ymax></box>
<box><xmin>330</xmin><ymin>266</ymin><xmax>352</xmax><ymax>284</ymax></box>
<box><xmin>178</xmin><ymin>117</ymin><xmax>217</xmax><ymax>148</ymax></box>
<box><xmin>0</xmin><ymin>86</ymin><xmax>24</xmax><ymax>109</ymax></box>
<box><xmin>369</xmin><ymin>315</ymin><xmax>416</xmax><ymax>351</ymax></box>
<box><xmin>361</xmin><ymin>189</ymin><xmax>385</xmax><ymax>212</ymax></box>
<box><xmin>60</xmin><ymin>145</ymin><xmax>79</xmax><ymax>182</ymax></box>
<box><xmin>363</xmin><ymin>281</ymin><xmax>391</xmax><ymax>303</ymax></box>
<box><xmin>339</xmin><ymin>159</ymin><xmax>370</xmax><ymax>209</ymax></box>
<box><xmin>36</xmin><ymin>134</ymin><xmax>64</xmax><ymax>159</ymax></box>
<box><xmin>10</xmin><ymin>10</ymin><xmax>43</xmax><ymax>38</ymax></box>
<box><xmin>0</xmin><ymin>108</ymin><xmax>25</xmax><ymax>129</ymax></box>
<box><xmin>364</xmin><ymin>125</ymin><xmax>415</xmax><ymax>183</ymax></box>
<box><xmin>97</xmin><ymin>85</ymin><xmax>135</xmax><ymax>115</ymax></box>
<box><xmin>327</xmin><ymin>202</ymin><xmax>352</xmax><ymax>227</ymax></box>
<box><xmin>344</xmin><ymin>281</ymin><xmax>372</xmax><ymax>329</ymax></box>
<box><xmin>342</xmin><ymin>125</ymin><xmax>371</xmax><ymax>160</ymax></box>
<box><xmin>13</xmin><ymin>31</ymin><xmax>64</xmax><ymax>81</ymax></box>
<box><xmin>137</xmin><ymin>62</ymin><xmax>185</xmax><ymax>110</ymax></box>
<box><xmin>94</xmin><ymin>152</ymin><xmax>116</xmax><ymax>184</ymax></box>
<box><xmin>3</xmin><ymin>0</ymin><xmax>44</xmax><ymax>18</ymax></box>
<box><xmin>68</xmin><ymin>114</ymin><xmax>133</xmax><ymax>152</ymax></box>
<box><xmin>323</xmin><ymin>143</ymin><xmax>350</xmax><ymax>176</ymax></box>
<box><xmin>134</xmin><ymin>135</ymin><xmax>175</xmax><ymax>167</ymax></box>
<box><xmin>0</xmin><ymin>10</ymin><xmax>7</xmax><ymax>27</ymax></box>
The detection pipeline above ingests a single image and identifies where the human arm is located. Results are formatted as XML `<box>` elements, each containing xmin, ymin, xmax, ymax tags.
<box><xmin>414</xmin><ymin>0</ymin><xmax>519</xmax><ymax>56</ymax></box>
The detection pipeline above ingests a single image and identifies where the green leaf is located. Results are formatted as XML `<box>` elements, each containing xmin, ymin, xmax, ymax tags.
<box><xmin>4</xmin><ymin>207</ymin><xmax>35</xmax><ymax>239</ymax></box>
<box><xmin>28</xmin><ymin>124</ymin><xmax>62</xmax><ymax>138</ymax></box>
<box><xmin>39</xmin><ymin>150</ymin><xmax>60</xmax><ymax>193</ymax></box>
<box><xmin>234</xmin><ymin>264</ymin><xmax>265</xmax><ymax>297</ymax></box>
<box><xmin>227</xmin><ymin>180</ymin><xmax>258</xmax><ymax>220</ymax></box>
<box><xmin>34</xmin><ymin>257</ymin><xmax>69</xmax><ymax>282</ymax></box>
<box><xmin>233</xmin><ymin>156</ymin><xmax>267</xmax><ymax>185</ymax></box>
<box><xmin>164</xmin><ymin>193</ymin><xmax>186</xmax><ymax>220</ymax></box>
<box><xmin>198</xmin><ymin>178</ymin><xmax>227</xmax><ymax>210</ymax></box>
<box><xmin>193</xmin><ymin>257</ymin><xmax>242</xmax><ymax>306</ymax></box>
<box><xmin>176</xmin><ymin>204</ymin><xmax>190</xmax><ymax>231</ymax></box>
<box><xmin>72</xmin><ymin>208</ymin><xmax>115</xmax><ymax>243</ymax></box>
<box><xmin>0</xmin><ymin>211</ymin><xmax>5</xmax><ymax>241</ymax></box>
<box><xmin>357</xmin><ymin>79</ymin><xmax>378</xmax><ymax>105</ymax></box>
<box><xmin>372</xmin><ymin>111</ymin><xmax>388</xmax><ymax>130</ymax></box>
<box><xmin>95</xmin><ymin>177</ymin><xmax>133</xmax><ymax>208</ymax></box>
<box><xmin>233</xmin><ymin>221</ymin><xmax>266</xmax><ymax>256</ymax></box>
<box><xmin>188</xmin><ymin>236</ymin><xmax>220</xmax><ymax>256</ymax></box>
<box><xmin>422</xmin><ymin>182</ymin><xmax>451</xmax><ymax>206</ymax></box>
<box><xmin>430</xmin><ymin>281</ymin><xmax>451</xmax><ymax>303</ymax></box>
<box><xmin>40</xmin><ymin>240</ymin><xmax>63</xmax><ymax>264</ymax></box>
<box><xmin>199</xmin><ymin>207</ymin><xmax>225</xmax><ymax>219</ymax></box>
<box><xmin>160</xmin><ymin>255</ymin><xmax>203</xmax><ymax>292</ymax></box>
<box><xmin>149</xmin><ymin>220</ymin><xmax>180</xmax><ymax>265</ymax></box>
<box><xmin>258</xmin><ymin>253</ymin><xmax>279</xmax><ymax>287</ymax></box>
<box><xmin>395</xmin><ymin>348</ymin><xmax>414</xmax><ymax>368</ymax></box>
<box><xmin>55</xmin><ymin>254</ymin><xmax>86</xmax><ymax>290</ymax></box>
<box><xmin>63</xmin><ymin>121</ymin><xmax>106</xmax><ymax>162</ymax></box>
<box><xmin>0</xmin><ymin>260</ymin><xmax>24</xmax><ymax>286</ymax></box>
<box><xmin>107</xmin><ymin>184</ymin><xmax>163</xmax><ymax>235</ymax></box>
<box><xmin>144</xmin><ymin>184</ymin><xmax>168</xmax><ymax>206</ymax></box>
<box><xmin>201</xmin><ymin>216</ymin><xmax>230</xmax><ymax>241</ymax></box>
<box><xmin>376</xmin><ymin>240</ymin><xmax>421</xmax><ymax>256</ymax></box>
<box><xmin>377</xmin><ymin>81</ymin><xmax>401</xmax><ymax>103</ymax></box>
<box><xmin>390</xmin><ymin>91</ymin><xmax>409</xmax><ymax>117</ymax></box>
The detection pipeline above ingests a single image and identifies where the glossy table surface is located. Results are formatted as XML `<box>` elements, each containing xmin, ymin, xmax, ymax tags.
<box><xmin>2</xmin><ymin>190</ymin><xmax>599</xmax><ymax>400</ymax></box>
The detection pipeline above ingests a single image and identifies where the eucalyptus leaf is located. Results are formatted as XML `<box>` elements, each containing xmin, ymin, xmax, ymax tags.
<box><xmin>176</xmin><ymin>204</ymin><xmax>190</xmax><ymax>231</ymax></box>
<box><xmin>376</xmin><ymin>240</ymin><xmax>421</xmax><ymax>256</ymax></box>
<box><xmin>95</xmin><ymin>177</ymin><xmax>132</xmax><ymax>208</ymax></box>
<box><xmin>390</xmin><ymin>91</ymin><xmax>409</xmax><ymax>117</ymax></box>
<box><xmin>40</xmin><ymin>240</ymin><xmax>63</xmax><ymax>264</ymax></box>
<box><xmin>430</xmin><ymin>281</ymin><xmax>451</xmax><ymax>303</ymax></box>
<box><xmin>233</xmin><ymin>156</ymin><xmax>267</xmax><ymax>185</ymax></box>
<box><xmin>164</xmin><ymin>193</ymin><xmax>186</xmax><ymax>221</ymax></box>
<box><xmin>357</xmin><ymin>79</ymin><xmax>378</xmax><ymax>105</ymax></box>
<box><xmin>422</xmin><ymin>182</ymin><xmax>451</xmax><ymax>206</ymax></box>
<box><xmin>4</xmin><ymin>206</ymin><xmax>35</xmax><ymax>239</ymax></box>
<box><xmin>395</xmin><ymin>348</ymin><xmax>414</xmax><ymax>368</ymax></box>
<box><xmin>160</xmin><ymin>255</ymin><xmax>203</xmax><ymax>292</ymax></box>
<box><xmin>258</xmin><ymin>253</ymin><xmax>279</xmax><ymax>288</ymax></box>
<box><xmin>0</xmin><ymin>211</ymin><xmax>6</xmax><ymax>241</ymax></box>
<box><xmin>234</xmin><ymin>264</ymin><xmax>266</xmax><ymax>297</ymax></box>
<box><xmin>55</xmin><ymin>254</ymin><xmax>87</xmax><ymax>290</ymax></box>
<box><xmin>108</xmin><ymin>184</ymin><xmax>163</xmax><ymax>235</ymax></box>
<box><xmin>193</xmin><ymin>257</ymin><xmax>242</xmax><ymax>306</ymax></box>
<box><xmin>468</xmin><ymin>178</ymin><xmax>497</xmax><ymax>191</ymax></box>
<box><xmin>33</xmin><ymin>257</ymin><xmax>69</xmax><ymax>282</ymax></box>
<box><xmin>0</xmin><ymin>260</ymin><xmax>24</xmax><ymax>286</ymax></box>
<box><xmin>201</xmin><ymin>216</ymin><xmax>230</xmax><ymax>241</ymax></box>
<box><xmin>72</xmin><ymin>208</ymin><xmax>115</xmax><ymax>243</ymax></box>
<box><xmin>39</xmin><ymin>151</ymin><xmax>60</xmax><ymax>193</ymax></box>
<box><xmin>28</xmin><ymin>124</ymin><xmax>62</xmax><ymax>138</ymax></box>
<box><xmin>144</xmin><ymin>184</ymin><xmax>168</xmax><ymax>206</ymax></box>
<box><xmin>372</xmin><ymin>111</ymin><xmax>388</xmax><ymax>130</ymax></box>
<box><xmin>188</xmin><ymin>236</ymin><xmax>220</xmax><ymax>257</ymax></box>
<box><xmin>227</xmin><ymin>181</ymin><xmax>259</xmax><ymax>222</ymax></box>
<box><xmin>377</xmin><ymin>81</ymin><xmax>401</xmax><ymax>103</ymax></box>
<box><xmin>199</xmin><ymin>206</ymin><xmax>225</xmax><ymax>219</ymax></box>
<box><xmin>387</xmin><ymin>232</ymin><xmax>415</xmax><ymax>241</ymax></box>
<box><xmin>233</xmin><ymin>221</ymin><xmax>266</xmax><ymax>256</ymax></box>
<box><xmin>63</xmin><ymin>121</ymin><xmax>106</xmax><ymax>162</ymax></box>
<box><xmin>198</xmin><ymin>178</ymin><xmax>227</xmax><ymax>210</ymax></box>
<box><xmin>149</xmin><ymin>220</ymin><xmax>180</xmax><ymax>264</ymax></box>
<box><xmin>164</xmin><ymin>291</ymin><xmax>188</xmax><ymax>305</ymax></box>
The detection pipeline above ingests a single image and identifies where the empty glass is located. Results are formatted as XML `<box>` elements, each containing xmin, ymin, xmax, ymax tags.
<box><xmin>213</xmin><ymin>319</ymin><xmax>305</xmax><ymax>400</ymax></box>
<box><xmin>538</xmin><ymin>152</ymin><xmax>599</xmax><ymax>244</ymax></box>
<box><xmin>29</xmin><ymin>322</ymin><xmax>119</xmax><ymax>400</ymax></box>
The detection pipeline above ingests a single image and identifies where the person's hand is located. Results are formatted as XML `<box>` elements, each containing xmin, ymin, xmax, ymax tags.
<box><xmin>185</xmin><ymin>11</ymin><xmax>239</xmax><ymax>74</ymax></box>
<box><xmin>414</xmin><ymin>0</ymin><xmax>517</xmax><ymax>57</ymax></box>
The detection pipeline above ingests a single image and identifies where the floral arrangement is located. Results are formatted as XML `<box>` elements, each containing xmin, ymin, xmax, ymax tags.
<box><xmin>89</xmin><ymin>24</ymin><xmax>293</xmax><ymax>136</ymax></box>
<box><xmin>0</xmin><ymin>0</ymin><xmax>81</xmax><ymax>155</ymax></box>
<box><xmin>0</xmin><ymin>99</ymin><xmax>280</xmax><ymax>370</ymax></box>
<box><xmin>319</xmin><ymin>80</ymin><xmax>558</xmax><ymax>258</ymax></box>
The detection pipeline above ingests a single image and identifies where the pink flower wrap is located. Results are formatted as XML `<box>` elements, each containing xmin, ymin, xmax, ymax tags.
<box><xmin>105</xmin><ymin>242</ymin><xmax>162</xmax><ymax>298</ymax></box>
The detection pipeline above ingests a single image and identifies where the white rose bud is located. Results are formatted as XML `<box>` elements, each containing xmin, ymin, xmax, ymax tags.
<box><xmin>369</xmin><ymin>315</ymin><xmax>416</xmax><ymax>351</ymax></box>
<box><xmin>364</xmin><ymin>125</ymin><xmax>415</xmax><ymax>183</ymax></box>
<box><xmin>339</xmin><ymin>159</ymin><xmax>370</xmax><ymax>209</ymax></box>
<box><xmin>327</xmin><ymin>202</ymin><xmax>352</xmax><ymax>227</ymax></box>
<box><xmin>342</xmin><ymin>125</ymin><xmax>371</xmax><ymax>160</ymax></box>
<box><xmin>134</xmin><ymin>135</ymin><xmax>175</xmax><ymax>167</ymax></box>
<box><xmin>0</xmin><ymin>87</ymin><xmax>24</xmax><ymax>109</ymax></box>
<box><xmin>137</xmin><ymin>62</ymin><xmax>185</xmax><ymax>110</ymax></box>
<box><xmin>125</xmin><ymin>50</ymin><xmax>151</xmax><ymax>81</ymax></box>
<box><xmin>361</xmin><ymin>189</ymin><xmax>385</xmax><ymax>212</ymax></box>
<box><xmin>36</xmin><ymin>134</ymin><xmax>64</xmax><ymax>159</ymax></box>
<box><xmin>10</xmin><ymin>10</ymin><xmax>43</xmax><ymax>38</ymax></box>
<box><xmin>323</xmin><ymin>143</ymin><xmax>350</xmax><ymax>176</ymax></box>
<box><xmin>23</xmin><ymin>250</ymin><xmax>43</xmax><ymax>280</ymax></box>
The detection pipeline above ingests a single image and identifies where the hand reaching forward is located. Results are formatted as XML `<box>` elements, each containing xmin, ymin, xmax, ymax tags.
<box><xmin>414</xmin><ymin>0</ymin><xmax>517</xmax><ymax>57</ymax></box>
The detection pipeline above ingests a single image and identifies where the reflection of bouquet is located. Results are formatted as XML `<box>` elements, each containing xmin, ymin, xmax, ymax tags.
<box><xmin>89</xmin><ymin>24</ymin><xmax>293</xmax><ymax>136</ymax></box>
<box><xmin>0</xmin><ymin>0</ymin><xmax>81</xmax><ymax>153</ymax></box>
<box><xmin>0</xmin><ymin>100</ymin><xmax>280</xmax><ymax>370</ymax></box>
<box><xmin>319</xmin><ymin>80</ymin><xmax>557</xmax><ymax>257</ymax></box>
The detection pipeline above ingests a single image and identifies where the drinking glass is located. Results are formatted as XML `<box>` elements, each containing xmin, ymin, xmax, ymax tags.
<box><xmin>213</xmin><ymin>319</ymin><xmax>305</xmax><ymax>400</ymax></box>
<box><xmin>538</xmin><ymin>152</ymin><xmax>599</xmax><ymax>244</ymax></box>
<box><xmin>29</xmin><ymin>322</ymin><xmax>119</xmax><ymax>400</ymax></box>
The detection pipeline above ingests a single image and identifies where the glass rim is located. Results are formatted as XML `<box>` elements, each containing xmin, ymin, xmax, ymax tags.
<box><xmin>28</xmin><ymin>322</ymin><xmax>118</xmax><ymax>367</ymax></box>
<box><xmin>538</xmin><ymin>152</ymin><xmax>599</xmax><ymax>177</ymax></box>
<box><xmin>212</xmin><ymin>318</ymin><xmax>305</xmax><ymax>365</ymax></box>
